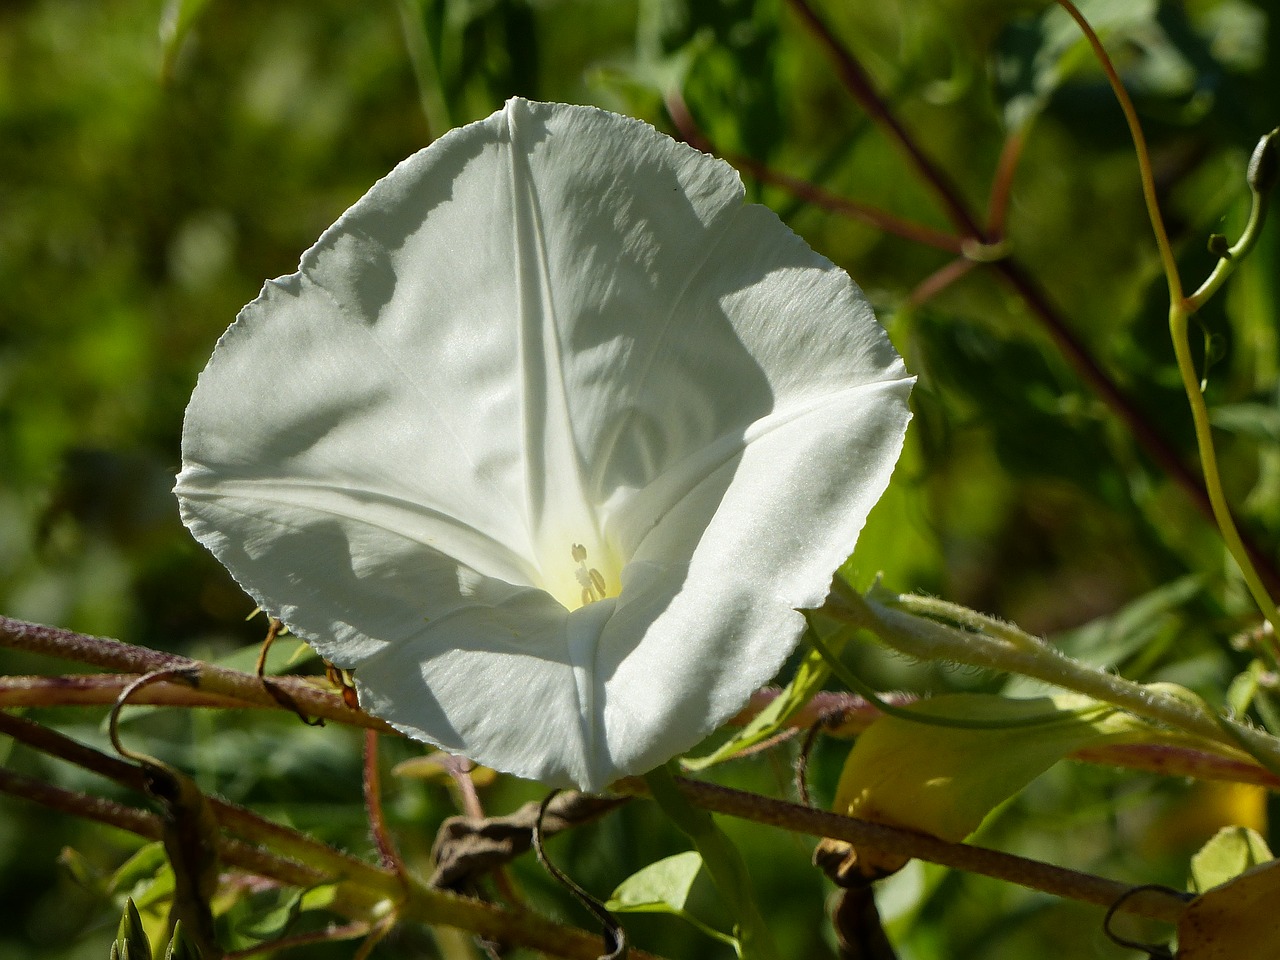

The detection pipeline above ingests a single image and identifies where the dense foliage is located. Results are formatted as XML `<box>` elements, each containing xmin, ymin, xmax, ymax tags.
<box><xmin>2</xmin><ymin>0</ymin><xmax>1278</xmax><ymax>957</ymax></box>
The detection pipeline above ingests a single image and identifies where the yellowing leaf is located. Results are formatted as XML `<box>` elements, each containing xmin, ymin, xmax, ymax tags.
<box><xmin>821</xmin><ymin>692</ymin><xmax>1155</xmax><ymax>877</ymax></box>
<box><xmin>1179</xmin><ymin>859</ymin><xmax>1280</xmax><ymax>958</ymax></box>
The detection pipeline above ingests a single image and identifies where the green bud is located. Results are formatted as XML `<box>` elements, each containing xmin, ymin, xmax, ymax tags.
<box><xmin>164</xmin><ymin>921</ymin><xmax>203</xmax><ymax>960</ymax></box>
<box><xmin>111</xmin><ymin>899</ymin><xmax>150</xmax><ymax>960</ymax></box>
<box><xmin>1247</xmin><ymin>128</ymin><xmax>1279</xmax><ymax>195</ymax></box>
<box><xmin>1207</xmin><ymin>233</ymin><xmax>1232</xmax><ymax>258</ymax></box>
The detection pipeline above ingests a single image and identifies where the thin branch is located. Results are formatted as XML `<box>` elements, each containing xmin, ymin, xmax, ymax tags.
<box><xmin>0</xmin><ymin>766</ymin><xmax>162</xmax><ymax>840</ymax></box>
<box><xmin>363</xmin><ymin>729</ymin><xmax>409</xmax><ymax>879</ymax></box>
<box><xmin>986</xmin><ymin>129</ymin><xmax>1027</xmax><ymax>237</ymax></box>
<box><xmin>665</xmin><ymin>90</ymin><xmax>965</xmax><ymax>254</ymax></box>
<box><xmin>773</xmin><ymin>0</ymin><xmax>1280</xmax><ymax>598</ymax></box>
<box><xmin>613</xmin><ymin>776</ymin><xmax>1188</xmax><ymax>926</ymax></box>
<box><xmin>0</xmin><ymin>761</ymin><xmax>666</xmax><ymax>960</ymax></box>
<box><xmin>0</xmin><ymin>615</ymin><xmax>396</xmax><ymax>732</ymax></box>
<box><xmin>784</xmin><ymin>0</ymin><xmax>984</xmax><ymax>239</ymax></box>
<box><xmin>908</xmin><ymin>257</ymin><xmax>978</xmax><ymax>307</ymax></box>
<box><xmin>1</xmin><ymin>673</ymin><xmax>254</xmax><ymax>710</ymax></box>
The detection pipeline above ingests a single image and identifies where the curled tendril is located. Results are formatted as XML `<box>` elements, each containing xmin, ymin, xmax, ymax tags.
<box><xmin>532</xmin><ymin>790</ymin><xmax>627</xmax><ymax>960</ymax></box>
<box><xmin>1102</xmin><ymin>884</ymin><xmax>1183</xmax><ymax>958</ymax></box>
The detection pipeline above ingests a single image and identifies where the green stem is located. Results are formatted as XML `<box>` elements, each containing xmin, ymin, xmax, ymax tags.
<box><xmin>644</xmin><ymin>764</ymin><xmax>781</xmax><ymax>960</ymax></box>
<box><xmin>828</xmin><ymin>583</ymin><xmax>1280</xmax><ymax>778</ymax></box>
<box><xmin>1169</xmin><ymin>295</ymin><xmax>1280</xmax><ymax>643</ymax></box>
<box><xmin>1165</xmin><ymin>130</ymin><xmax>1280</xmax><ymax>645</ymax></box>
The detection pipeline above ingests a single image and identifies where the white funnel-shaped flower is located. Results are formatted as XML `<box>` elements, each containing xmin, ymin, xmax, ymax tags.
<box><xmin>176</xmin><ymin>98</ymin><xmax>913</xmax><ymax>791</ymax></box>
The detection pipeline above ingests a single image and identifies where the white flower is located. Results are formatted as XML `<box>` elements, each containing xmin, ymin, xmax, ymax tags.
<box><xmin>175</xmin><ymin>98</ymin><xmax>912</xmax><ymax>792</ymax></box>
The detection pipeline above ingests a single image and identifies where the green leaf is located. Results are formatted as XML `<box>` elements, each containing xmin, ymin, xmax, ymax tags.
<box><xmin>992</xmin><ymin>0</ymin><xmax>1160</xmax><ymax>132</ymax></box>
<box><xmin>607</xmin><ymin>850</ymin><xmax>705</xmax><ymax>914</ymax></box>
<box><xmin>108</xmin><ymin>843</ymin><xmax>169</xmax><ymax>896</ymax></box>
<box><xmin>1190</xmin><ymin>826</ymin><xmax>1274</xmax><ymax>894</ymax></box>
<box><xmin>1210</xmin><ymin>402</ymin><xmax>1280</xmax><ymax>444</ymax></box>
<box><xmin>1045</xmin><ymin>575</ymin><xmax>1203</xmax><ymax>670</ymax></box>
<box><xmin>158</xmin><ymin>0</ymin><xmax>216</xmax><ymax>81</ymax></box>
<box><xmin>606</xmin><ymin>851</ymin><xmax>739</xmax><ymax>950</ymax></box>
<box><xmin>58</xmin><ymin>847</ymin><xmax>107</xmax><ymax>895</ymax></box>
<box><xmin>233</xmin><ymin>886</ymin><xmax>306</xmax><ymax>941</ymax></box>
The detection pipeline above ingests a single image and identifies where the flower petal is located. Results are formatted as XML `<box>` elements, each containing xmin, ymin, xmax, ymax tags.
<box><xmin>177</xmin><ymin>98</ymin><xmax>912</xmax><ymax>791</ymax></box>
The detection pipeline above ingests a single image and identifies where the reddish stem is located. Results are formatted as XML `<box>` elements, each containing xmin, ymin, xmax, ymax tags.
<box><xmin>771</xmin><ymin>1</ymin><xmax>1280</xmax><ymax>597</ymax></box>
<box><xmin>784</xmin><ymin>0</ymin><xmax>986</xmax><ymax>239</ymax></box>
<box><xmin>0</xmin><ymin>615</ymin><xmax>397</xmax><ymax>732</ymax></box>
<box><xmin>986</xmin><ymin>129</ymin><xmax>1027</xmax><ymax>237</ymax></box>
<box><xmin>363</xmin><ymin>729</ymin><xmax>408</xmax><ymax>878</ymax></box>
<box><xmin>664</xmin><ymin>91</ymin><xmax>965</xmax><ymax>254</ymax></box>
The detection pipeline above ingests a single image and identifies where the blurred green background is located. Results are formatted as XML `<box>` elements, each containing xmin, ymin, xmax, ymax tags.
<box><xmin>2</xmin><ymin>0</ymin><xmax>1278</xmax><ymax>957</ymax></box>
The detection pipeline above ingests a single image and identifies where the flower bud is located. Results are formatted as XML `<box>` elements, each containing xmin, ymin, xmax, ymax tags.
<box><xmin>1247</xmin><ymin>128</ymin><xmax>1279</xmax><ymax>196</ymax></box>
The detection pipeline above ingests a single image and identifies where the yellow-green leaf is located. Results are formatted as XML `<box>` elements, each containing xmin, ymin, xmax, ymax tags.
<box><xmin>1190</xmin><ymin>826</ymin><xmax>1274</xmax><ymax>894</ymax></box>
<box><xmin>1179</xmin><ymin>859</ymin><xmax>1280</xmax><ymax>958</ymax></box>
<box><xmin>824</xmin><ymin>692</ymin><xmax>1155</xmax><ymax>875</ymax></box>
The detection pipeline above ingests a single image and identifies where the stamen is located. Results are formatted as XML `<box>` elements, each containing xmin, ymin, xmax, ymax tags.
<box><xmin>571</xmin><ymin>544</ymin><xmax>609</xmax><ymax>607</ymax></box>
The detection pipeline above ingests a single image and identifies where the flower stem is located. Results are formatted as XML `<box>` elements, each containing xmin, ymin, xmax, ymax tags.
<box><xmin>828</xmin><ymin>583</ymin><xmax>1280</xmax><ymax>777</ymax></box>
<box><xmin>644</xmin><ymin>763</ymin><xmax>782</xmax><ymax>960</ymax></box>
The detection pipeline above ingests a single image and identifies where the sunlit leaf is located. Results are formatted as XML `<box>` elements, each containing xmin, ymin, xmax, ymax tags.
<box><xmin>1189</xmin><ymin>826</ymin><xmax>1273</xmax><ymax>894</ymax></box>
<box><xmin>820</xmin><ymin>692</ymin><xmax>1162</xmax><ymax>876</ymax></box>
<box><xmin>606</xmin><ymin>851</ymin><xmax>738</xmax><ymax>949</ymax></box>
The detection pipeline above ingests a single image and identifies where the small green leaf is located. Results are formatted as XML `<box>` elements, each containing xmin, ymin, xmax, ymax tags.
<box><xmin>159</xmin><ymin>0</ymin><xmax>216</xmax><ymax>81</ymax></box>
<box><xmin>606</xmin><ymin>852</ymin><xmax>739</xmax><ymax>950</ymax></box>
<box><xmin>1210</xmin><ymin>403</ymin><xmax>1280</xmax><ymax>444</ymax></box>
<box><xmin>607</xmin><ymin>851</ymin><xmax>704</xmax><ymax>914</ymax></box>
<box><xmin>826</xmin><ymin>692</ymin><xmax>1164</xmax><ymax>874</ymax></box>
<box><xmin>1048</xmin><ymin>576</ymin><xmax>1203</xmax><ymax>669</ymax></box>
<box><xmin>58</xmin><ymin>847</ymin><xmax>107</xmax><ymax>895</ymax></box>
<box><xmin>1190</xmin><ymin>826</ymin><xmax>1274</xmax><ymax>894</ymax></box>
<box><xmin>234</xmin><ymin>886</ymin><xmax>306</xmax><ymax>940</ymax></box>
<box><xmin>131</xmin><ymin>865</ymin><xmax>176</xmax><ymax>914</ymax></box>
<box><xmin>1225</xmin><ymin>660</ymin><xmax>1267</xmax><ymax>718</ymax></box>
